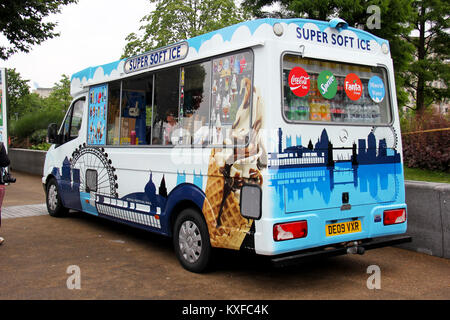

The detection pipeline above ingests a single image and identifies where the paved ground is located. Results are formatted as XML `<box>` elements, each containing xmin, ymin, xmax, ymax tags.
<box><xmin>0</xmin><ymin>171</ymin><xmax>449</xmax><ymax>301</ymax></box>
<box><xmin>2</xmin><ymin>204</ymin><xmax>47</xmax><ymax>219</ymax></box>
<box><xmin>2</xmin><ymin>171</ymin><xmax>45</xmax><ymax>207</ymax></box>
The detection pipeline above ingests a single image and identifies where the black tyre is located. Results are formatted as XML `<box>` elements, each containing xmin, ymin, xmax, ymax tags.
<box><xmin>173</xmin><ymin>208</ymin><xmax>212</xmax><ymax>273</ymax></box>
<box><xmin>46</xmin><ymin>178</ymin><xmax>68</xmax><ymax>217</ymax></box>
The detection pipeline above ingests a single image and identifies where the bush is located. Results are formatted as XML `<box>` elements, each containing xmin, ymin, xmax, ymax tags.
<box><xmin>402</xmin><ymin>112</ymin><xmax>450</xmax><ymax>172</ymax></box>
<box><xmin>30</xmin><ymin>142</ymin><xmax>51</xmax><ymax>151</ymax></box>
<box><xmin>10</xmin><ymin>108</ymin><xmax>64</xmax><ymax>140</ymax></box>
<box><xmin>30</xmin><ymin>128</ymin><xmax>48</xmax><ymax>145</ymax></box>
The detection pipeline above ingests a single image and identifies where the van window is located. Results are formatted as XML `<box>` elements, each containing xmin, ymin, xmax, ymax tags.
<box><xmin>106</xmin><ymin>81</ymin><xmax>121</xmax><ymax>145</ymax></box>
<box><xmin>211</xmin><ymin>51</ymin><xmax>253</xmax><ymax>144</ymax></box>
<box><xmin>101</xmin><ymin>50</ymin><xmax>252</xmax><ymax>147</ymax></box>
<box><xmin>121</xmin><ymin>75</ymin><xmax>153</xmax><ymax>145</ymax></box>
<box><xmin>71</xmin><ymin>100</ymin><xmax>84</xmax><ymax>137</ymax></box>
<box><xmin>179</xmin><ymin>62</ymin><xmax>211</xmax><ymax>145</ymax></box>
<box><xmin>282</xmin><ymin>54</ymin><xmax>392</xmax><ymax>124</ymax></box>
<box><xmin>152</xmin><ymin>68</ymin><xmax>180</xmax><ymax>145</ymax></box>
<box><xmin>61</xmin><ymin>98</ymin><xmax>85</xmax><ymax>143</ymax></box>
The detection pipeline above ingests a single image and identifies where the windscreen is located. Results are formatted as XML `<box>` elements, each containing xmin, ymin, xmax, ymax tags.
<box><xmin>282</xmin><ymin>54</ymin><xmax>392</xmax><ymax>125</ymax></box>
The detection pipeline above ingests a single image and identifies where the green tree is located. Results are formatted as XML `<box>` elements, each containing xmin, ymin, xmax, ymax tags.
<box><xmin>403</xmin><ymin>0</ymin><xmax>450</xmax><ymax>113</ymax></box>
<box><xmin>244</xmin><ymin>0</ymin><xmax>450</xmax><ymax>113</ymax></box>
<box><xmin>242</xmin><ymin>0</ymin><xmax>364</xmax><ymax>20</ymax></box>
<box><xmin>6</xmin><ymin>68</ymin><xmax>34</xmax><ymax>120</ymax></box>
<box><xmin>241</xmin><ymin>0</ymin><xmax>416</xmax><ymax>108</ymax></box>
<box><xmin>0</xmin><ymin>0</ymin><xmax>78</xmax><ymax>60</ymax></box>
<box><xmin>122</xmin><ymin>0</ymin><xmax>249</xmax><ymax>57</ymax></box>
<box><xmin>6</xmin><ymin>69</ymin><xmax>30</xmax><ymax>108</ymax></box>
<box><xmin>7</xmin><ymin>71</ymin><xmax>71</xmax><ymax>122</ymax></box>
<box><xmin>9</xmin><ymin>74</ymin><xmax>70</xmax><ymax>145</ymax></box>
<box><xmin>44</xmin><ymin>74</ymin><xmax>72</xmax><ymax>113</ymax></box>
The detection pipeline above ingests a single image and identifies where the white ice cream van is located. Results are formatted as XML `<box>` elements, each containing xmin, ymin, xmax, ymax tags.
<box><xmin>44</xmin><ymin>18</ymin><xmax>411</xmax><ymax>272</ymax></box>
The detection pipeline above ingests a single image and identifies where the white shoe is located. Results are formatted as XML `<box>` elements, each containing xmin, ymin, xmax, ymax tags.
<box><xmin>0</xmin><ymin>237</ymin><xmax>4</xmax><ymax>245</ymax></box>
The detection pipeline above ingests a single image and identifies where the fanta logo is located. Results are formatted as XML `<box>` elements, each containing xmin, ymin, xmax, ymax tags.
<box><xmin>344</xmin><ymin>73</ymin><xmax>363</xmax><ymax>101</ymax></box>
<box><xmin>345</xmin><ymin>81</ymin><xmax>361</xmax><ymax>92</ymax></box>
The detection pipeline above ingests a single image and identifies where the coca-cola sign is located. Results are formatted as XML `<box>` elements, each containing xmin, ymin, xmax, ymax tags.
<box><xmin>288</xmin><ymin>67</ymin><xmax>310</xmax><ymax>97</ymax></box>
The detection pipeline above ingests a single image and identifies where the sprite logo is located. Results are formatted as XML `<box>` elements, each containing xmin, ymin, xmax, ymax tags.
<box><xmin>318</xmin><ymin>70</ymin><xmax>337</xmax><ymax>99</ymax></box>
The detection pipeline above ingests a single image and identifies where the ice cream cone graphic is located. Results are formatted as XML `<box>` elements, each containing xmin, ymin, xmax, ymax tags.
<box><xmin>202</xmin><ymin>150</ymin><xmax>252</xmax><ymax>249</ymax></box>
<box><xmin>201</xmin><ymin>80</ymin><xmax>266</xmax><ymax>250</ymax></box>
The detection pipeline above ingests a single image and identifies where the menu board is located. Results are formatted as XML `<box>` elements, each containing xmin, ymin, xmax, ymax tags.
<box><xmin>88</xmin><ymin>84</ymin><xmax>108</xmax><ymax>145</ymax></box>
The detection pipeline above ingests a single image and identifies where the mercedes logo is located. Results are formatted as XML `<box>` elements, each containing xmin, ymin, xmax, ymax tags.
<box><xmin>339</xmin><ymin>129</ymin><xmax>348</xmax><ymax>143</ymax></box>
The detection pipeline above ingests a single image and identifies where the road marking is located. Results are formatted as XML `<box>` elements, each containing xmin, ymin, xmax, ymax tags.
<box><xmin>1</xmin><ymin>204</ymin><xmax>47</xmax><ymax>219</ymax></box>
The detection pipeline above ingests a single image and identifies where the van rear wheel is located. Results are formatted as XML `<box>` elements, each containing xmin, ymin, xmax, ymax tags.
<box><xmin>46</xmin><ymin>178</ymin><xmax>68</xmax><ymax>217</ymax></box>
<box><xmin>173</xmin><ymin>208</ymin><xmax>212</xmax><ymax>273</ymax></box>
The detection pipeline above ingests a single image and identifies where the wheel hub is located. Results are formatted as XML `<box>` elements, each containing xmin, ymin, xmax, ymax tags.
<box><xmin>179</xmin><ymin>220</ymin><xmax>202</xmax><ymax>264</ymax></box>
<box><xmin>48</xmin><ymin>185</ymin><xmax>58</xmax><ymax>211</ymax></box>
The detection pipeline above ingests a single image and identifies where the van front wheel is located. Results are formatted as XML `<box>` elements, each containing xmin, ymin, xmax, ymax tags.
<box><xmin>173</xmin><ymin>209</ymin><xmax>212</xmax><ymax>273</ymax></box>
<box><xmin>46</xmin><ymin>178</ymin><xmax>68</xmax><ymax>217</ymax></box>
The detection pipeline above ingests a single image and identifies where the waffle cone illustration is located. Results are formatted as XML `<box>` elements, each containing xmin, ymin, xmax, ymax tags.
<box><xmin>202</xmin><ymin>150</ymin><xmax>252</xmax><ymax>249</ymax></box>
<box><xmin>201</xmin><ymin>82</ymin><xmax>266</xmax><ymax>250</ymax></box>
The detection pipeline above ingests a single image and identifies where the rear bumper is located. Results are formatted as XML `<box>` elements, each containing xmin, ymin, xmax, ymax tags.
<box><xmin>270</xmin><ymin>235</ymin><xmax>412</xmax><ymax>267</ymax></box>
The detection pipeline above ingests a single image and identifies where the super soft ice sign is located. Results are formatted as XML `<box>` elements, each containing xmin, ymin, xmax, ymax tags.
<box><xmin>296</xmin><ymin>26</ymin><xmax>372</xmax><ymax>52</ymax></box>
<box><xmin>124</xmin><ymin>42</ymin><xmax>189</xmax><ymax>74</ymax></box>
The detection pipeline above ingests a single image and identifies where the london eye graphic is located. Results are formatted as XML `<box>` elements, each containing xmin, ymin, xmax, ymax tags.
<box><xmin>70</xmin><ymin>144</ymin><xmax>118</xmax><ymax>197</ymax></box>
<box><xmin>371</xmin><ymin>126</ymin><xmax>398</xmax><ymax>150</ymax></box>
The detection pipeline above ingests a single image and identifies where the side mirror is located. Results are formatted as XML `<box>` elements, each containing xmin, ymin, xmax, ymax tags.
<box><xmin>47</xmin><ymin>123</ymin><xmax>59</xmax><ymax>144</ymax></box>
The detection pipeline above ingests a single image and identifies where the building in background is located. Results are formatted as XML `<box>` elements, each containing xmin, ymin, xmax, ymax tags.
<box><xmin>33</xmin><ymin>87</ymin><xmax>53</xmax><ymax>98</ymax></box>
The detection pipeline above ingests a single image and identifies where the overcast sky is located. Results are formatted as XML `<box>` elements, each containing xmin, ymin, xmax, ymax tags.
<box><xmin>2</xmin><ymin>0</ymin><xmax>150</xmax><ymax>90</ymax></box>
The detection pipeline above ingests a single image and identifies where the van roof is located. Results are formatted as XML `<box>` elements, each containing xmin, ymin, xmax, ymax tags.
<box><xmin>70</xmin><ymin>17</ymin><xmax>389</xmax><ymax>96</ymax></box>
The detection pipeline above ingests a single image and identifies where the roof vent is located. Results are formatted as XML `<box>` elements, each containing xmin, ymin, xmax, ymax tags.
<box><xmin>329</xmin><ymin>18</ymin><xmax>348</xmax><ymax>30</ymax></box>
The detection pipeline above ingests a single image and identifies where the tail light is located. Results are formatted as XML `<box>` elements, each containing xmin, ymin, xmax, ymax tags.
<box><xmin>273</xmin><ymin>221</ymin><xmax>307</xmax><ymax>241</ymax></box>
<box><xmin>383</xmin><ymin>208</ymin><xmax>406</xmax><ymax>225</ymax></box>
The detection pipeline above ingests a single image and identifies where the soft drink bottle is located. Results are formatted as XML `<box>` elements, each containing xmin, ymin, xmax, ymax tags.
<box><xmin>130</xmin><ymin>130</ymin><xmax>136</xmax><ymax>145</ymax></box>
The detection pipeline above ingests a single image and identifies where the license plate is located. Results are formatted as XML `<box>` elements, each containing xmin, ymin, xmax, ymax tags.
<box><xmin>326</xmin><ymin>220</ymin><xmax>362</xmax><ymax>237</ymax></box>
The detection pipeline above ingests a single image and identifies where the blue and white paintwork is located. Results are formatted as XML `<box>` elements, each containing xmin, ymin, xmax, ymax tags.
<box><xmin>44</xmin><ymin>18</ymin><xmax>406</xmax><ymax>257</ymax></box>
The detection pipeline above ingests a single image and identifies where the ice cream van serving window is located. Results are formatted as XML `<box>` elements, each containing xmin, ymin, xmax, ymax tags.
<box><xmin>282</xmin><ymin>54</ymin><xmax>392</xmax><ymax>125</ymax></box>
<box><xmin>99</xmin><ymin>49</ymin><xmax>254</xmax><ymax>147</ymax></box>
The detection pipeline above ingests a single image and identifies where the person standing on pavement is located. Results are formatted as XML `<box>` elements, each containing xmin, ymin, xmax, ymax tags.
<box><xmin>0</xmin><ymin>141</ymin><xmax>11</xmax><ymax>245</ymax></box>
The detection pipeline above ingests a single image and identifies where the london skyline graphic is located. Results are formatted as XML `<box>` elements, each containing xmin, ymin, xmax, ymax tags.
<box><xmin>268</xmin><ymin>128</ymin><xmax>400</xmax><ymax>170</ymax></box>
<box><xmin>267</xmin><ymin>128</ymin><xmax>403</xmax><ymax>213</ymax></box>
